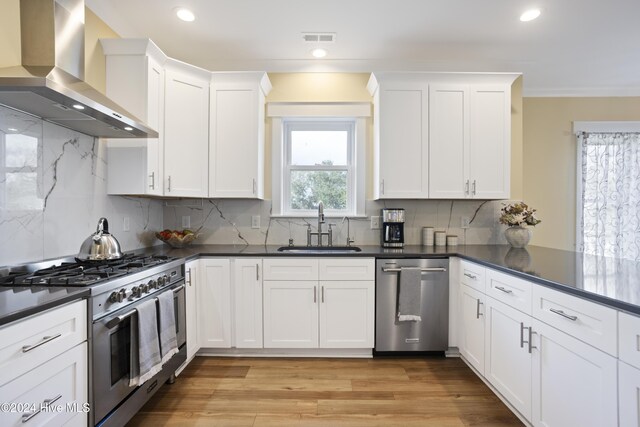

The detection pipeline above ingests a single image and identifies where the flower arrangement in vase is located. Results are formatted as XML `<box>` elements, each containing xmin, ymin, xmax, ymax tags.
<box><xmin>499</xmin><ymin>202</ymin><xmax>541</xmax><ymax>248</ymax></box>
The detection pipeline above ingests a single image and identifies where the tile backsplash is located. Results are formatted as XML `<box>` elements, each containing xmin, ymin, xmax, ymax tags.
<box><xmin>0</xmin><ymin>105</ymin><xmax>163</xmax><ymax>266</ymax></box>
<box><xmin>163</xmin><ymin>198</ymin><xmax>510</xmax><ymax>247</ymax></box>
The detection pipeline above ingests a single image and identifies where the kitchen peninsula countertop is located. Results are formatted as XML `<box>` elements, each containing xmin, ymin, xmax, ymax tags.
<box><xmin>144</xmin><ymin>243</ymin><xmax>640</xmax><ymax>315</ymax></box>
<box><xmin>0</xmin><ymin>286</ymin><xmax>89</xmax><ymax>327</ymax></box>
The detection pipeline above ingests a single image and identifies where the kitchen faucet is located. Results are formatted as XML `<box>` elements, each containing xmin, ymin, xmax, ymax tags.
<box><xmin>307</xmin><ymin>201</ymin><xmax>332</xmax><ymax>246</ymax></box>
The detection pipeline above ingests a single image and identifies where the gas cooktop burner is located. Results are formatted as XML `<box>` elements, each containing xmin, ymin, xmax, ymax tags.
<box><xmin>0</xmin><ymin>254</ymin><xmax>175</xmax><ymax>287</ymax></box>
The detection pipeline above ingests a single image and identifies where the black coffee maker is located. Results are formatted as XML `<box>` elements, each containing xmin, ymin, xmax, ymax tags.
<box><xmin>381</xmin><ymin>208</ymin><xmax>405</xmax><ymax>248</ymax></box>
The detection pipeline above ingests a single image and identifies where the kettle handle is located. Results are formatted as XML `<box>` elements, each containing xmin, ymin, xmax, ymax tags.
<box><xmin>96</xmin><ymin>217</ymin><xmax>109</xmax><ymax>234</ymax></box>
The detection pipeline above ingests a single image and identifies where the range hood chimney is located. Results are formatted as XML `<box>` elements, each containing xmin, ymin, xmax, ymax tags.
<box><xmin>0</xmin><ymin>0</ymin><xmax>158</xmax><ymax>138</ymax></box>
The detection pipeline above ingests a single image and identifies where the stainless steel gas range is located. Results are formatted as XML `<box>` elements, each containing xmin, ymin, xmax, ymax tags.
<box><xmin>0</xmin><ymin>254</ymin><xmax>187</xmax><ymax>427</ymax></box>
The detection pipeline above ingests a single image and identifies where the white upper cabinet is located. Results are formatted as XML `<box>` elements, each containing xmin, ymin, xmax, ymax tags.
<box><xmin>102</xmin><ymin>39</ymin><xmax>166</xmax><ymax>196</ymax></box>
<box><xmin>368</xmin><ymin>75</ymin><xmax>429</xmax><ymax>199</ymax></box>
<box><xmin>368</xmin><ymin>72</ymin><xmax>518</xmax><ymax>200</ymax></box>
<box><xmin>164</xmin><ymin>61</ymin><xmax>210</xmax><ymax>197</ymax></box>
<box><xmin>209</xmin><ymin>73</ymin><xmax>271</xmax><ymax>199</ymax></box>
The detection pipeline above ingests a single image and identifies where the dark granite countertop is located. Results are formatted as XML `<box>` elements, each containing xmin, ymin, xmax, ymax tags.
<box><xmin>140</xmin><ymin>243</ymin><xmax>640</xmax><ymax>315</ymax></box>
<box><xmin>0</xmin><ymin>286</ymin><xmax>89</xmax><ymax>327</ymax></box>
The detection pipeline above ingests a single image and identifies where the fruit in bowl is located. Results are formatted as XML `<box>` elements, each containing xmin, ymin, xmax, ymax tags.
<box><xmin>155</xmin><ymin>229</ymin><xmax>198</xmax><ymax>248</ymax></box>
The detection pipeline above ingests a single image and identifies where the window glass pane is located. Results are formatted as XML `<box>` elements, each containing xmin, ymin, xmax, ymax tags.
<box><xmin>290</xmin><ymin>170</ymin><xmax>347</xmax><ymax>210</ymax></box>
<box><xmin>5</xmin><ymin>134</ymin><xmax>38</xmax><ymax>167</ymax></box>
<box><xmin>291</xmin><ymin>131</ymin><xmax>347</xmax><ymax>166</ymax></box>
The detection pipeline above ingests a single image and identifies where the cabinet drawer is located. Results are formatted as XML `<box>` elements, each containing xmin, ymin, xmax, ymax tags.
<box><xmin>318</xmin><ymin>258</ymin><xmax>375</xmax><ymax>281</ymax></box>
<box><xmin>532</xmin><ymin>286</ymin><xmax>617</xmax><ymax>356</ymax></box>
<box><xmin>263</xmin><ymin>258</ymin><xmax>318</xmax><ymax>281</ymax></box>
<box><xmin>0</xmin><ymin>300</ymin><xmax>87</xmax><ymax>387</ymax></box>
<box><xmin>0</xmin><ymin>342</ymin><xmax>87</xmax><ymax>427</ymax></box>
<box><xmin>619</xmin><ymin>311</ymin><xmax>640</xmax><ymax>370</ymax></box>
<box><xmin>485</xmin><ymin>268</ymin><xmax>532</xmax><ymax>315</ymax></box>
<box><xmin>460</xmin><ymin>260</ymin><xmax>485</xmax><ymax>292</ymax></box>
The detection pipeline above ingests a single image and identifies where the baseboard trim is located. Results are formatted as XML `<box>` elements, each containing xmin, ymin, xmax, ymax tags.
<box><xmin>196</xmin><ymin>348</ymin><xmax>373</xmax><ymax>358</ymax></box>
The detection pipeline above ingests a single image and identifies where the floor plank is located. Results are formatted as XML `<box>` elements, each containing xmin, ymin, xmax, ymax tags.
<box><xmin>127</xmin><ymin>356</ymin><xmax>523</xmax><ymax>426</ymax></box>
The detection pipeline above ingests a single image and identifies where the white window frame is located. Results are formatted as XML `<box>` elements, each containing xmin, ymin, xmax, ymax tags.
<box><xmin>269</xmin><ymin>102</ymin><xmax>370</xmax><ymax>218</ymax></box>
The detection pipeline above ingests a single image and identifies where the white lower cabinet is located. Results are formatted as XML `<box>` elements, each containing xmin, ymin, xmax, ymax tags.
<box><xmin>199</xmin><ymin>259</ymin><xmax>232</xmax><ymax>348</ymax></box>
<box><xmin>459</xmin><ymin>283</ymin><xmax>486</xmax><ymax>374</ymax></box>
<box><xmin>0</xmin><ymin>342</ymin><xmax>87</xmax><ymax>427</ymax></box>
<box><xmin>185</xmin><ymin>260</ymin><xmax>201</xmax><ymax>361</ymax></box>
<box><xmin>233</xmin><ymin>259</ymin><xmax>263</xmax><ymax>348</ymax></box>
<box><xmin>619</xmin><ymin>360</ymin><xmax>640</xmax><ymax>427</ymax></box>
<box><xmin>531</xmin><ymin>318</ymin><xmax>617</xmax><ymax>427</ymax></box>
<box><xmin>484</xmin><ymin>296</ymin><xmax>532</xmax><ymax>421</ymax></box>
<box><xmin>263</xmin><ymin>281</ymin><xmax>318</xmax><ymax>348</ymax></box>
<box><xmin>319</xmin><ymin>281</ymin><xmax>374</xmax><ymax>348</ymax></box>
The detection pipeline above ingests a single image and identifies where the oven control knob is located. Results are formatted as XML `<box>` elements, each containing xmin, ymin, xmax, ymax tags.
<box><xmin>162</xmin><ymin>274</ymin><xmax>169</xmax><ymax>285</ymax></box>
<box><xmin>148</xmin><ymin>279</ymin><xmax>157</xmax><ymax>290</ymax></box>
<box><xmin>157</xmin><ymin>276</ymin><xmax>165</xmax><ymax>286</ymax></box>
<box><xmin>130</xmin><ymin>286</ymin><xmax>140</xmax><ymax>298</ymax></box>
<box><xmin>119</xmin><ymin>289</ymin><xmax>127</xmax><ymax>301</ymax></box>
<box><xmin>141</xmin><ymin>284</ymin><xmax>149</xmax><ymax>293</ymax></box>
<box><xmin>109</xmin><ymin>289</ymin><xmax>127</xmax><ymax>303</ymax></box>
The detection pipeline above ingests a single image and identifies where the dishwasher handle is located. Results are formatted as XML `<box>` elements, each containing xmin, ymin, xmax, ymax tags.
<box><xmin>381</xmin><ymin>267</ymin><xmax>447</xmax><ymax>273</ymax></box>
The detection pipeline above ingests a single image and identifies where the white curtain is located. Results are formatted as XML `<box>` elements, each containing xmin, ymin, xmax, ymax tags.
<box><xmin>580</xmin><ymin>132</ymin><xmax>640</xmax><ymax>261</ymax></box>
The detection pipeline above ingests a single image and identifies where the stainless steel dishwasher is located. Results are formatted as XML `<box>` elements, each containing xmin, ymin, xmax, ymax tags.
<box><xmin>375</xmin><ymin>258</ymin><xmax>449</xmax><ymax>353</ymax></box>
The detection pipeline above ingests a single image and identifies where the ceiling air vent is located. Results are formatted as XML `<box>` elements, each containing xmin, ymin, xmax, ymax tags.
<box><xmin>302</xmin><ymin>32</ymin><xmax>336</xmax><ymax>43</ymax></box>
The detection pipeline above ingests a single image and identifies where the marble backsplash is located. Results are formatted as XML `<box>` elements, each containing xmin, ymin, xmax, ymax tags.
<box><xmin>163</xmin><ymin>198</ymin><xmax>511</xmax><ymax>247</ymax></box>
<box><xmin>0</xmin><ymin>105</ymin><xmax>163</xmax><ymax>266</ymax></box>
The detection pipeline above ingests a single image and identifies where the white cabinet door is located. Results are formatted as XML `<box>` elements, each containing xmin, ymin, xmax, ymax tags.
<box><xmin>185</xmin><ymin>260</ymin><xmax>200</xmax><ymax>360</ymax></box>
<box><xmin>469</xmin><ymin>86</ymin><xmax>510</xmax><ymax>199</ymax></box>
<box><xmin>105</xmin><ymin>49</ymin><xmax>165</xmax><ymax>196</ymax></box>
<box><xmin>319</xmin><ymin>281</ymin><xmax>374</xmax><ymax>348</ymax></box>
<box><xmin>484</xmin><ymin>297</ymin><xmax>532</xmax><ymax>421</ymax></box>
<box><xmin>263</xmin><ymin>281</ymin><xmax>318</xmax><ymax>348</ymax></box>
<box><xmin>209</xmin><ymin>73</ymin><xmax>270</xmax><ymax>198</ymax></box>
<box><xmin>459</xmin><ymin>284</ymin><xmax>485</xmax><ymax>374</ymax></box>
<box><xmin>199</xmin><ymin>259</ymin><xmax>231</xmax><ymax>348</ymax></box>
<box><xmin>374</xmin><ymin>85</ymin><xmax>429</xmax><ymax>199</ymax></box>
<box><xmin>619</xmin><ymin>360</ymin><xmax>640</xmax><ymax>427</ymax></box>
<box><xmin>233</xmin><ymin>259</ymin><xmax>263</xmax><ymax>348</ymax></box>
<box><xmin>429</xmin><ymin>84</ymin><xmax>468</xmax><ymax>199</ymax></box>
<box><xmin>164</xmin><ymin>66</ymin><xmax>209</xmax><ymax>197</ymax></box>
<box><xmin>531</xmin><ymin>319</ymin><xmax>617</xmax><ymax>427</ymax></box>
<box><xmin>0</xmin><ymin>343</ymin><xmax>87</xmax><ymax>427</ymax></box>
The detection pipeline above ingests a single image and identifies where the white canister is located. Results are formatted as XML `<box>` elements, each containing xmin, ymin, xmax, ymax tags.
<box><xmin>446</xmin><ymin>235</ymin><xmax>458</xmax><ymax>246</ymax></box>
<box><xmin>422</xmin><ymin>227</ymin><xmax>434</xmax><ymax>246</ymax></box>
<box><xmin>434</xmin><ymin>231</ymin><xmax>446</xmax><ymax>246</ymax></box>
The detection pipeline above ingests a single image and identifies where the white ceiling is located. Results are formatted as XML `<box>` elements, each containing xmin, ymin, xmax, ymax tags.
<box><xmin>86</xmin><ymin>0</ymin><xmax>640</xmax><ymax>96</ymax></box>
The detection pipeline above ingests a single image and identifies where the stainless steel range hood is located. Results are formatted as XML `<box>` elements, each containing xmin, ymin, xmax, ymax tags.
<box><xmin>0</xmin><ymin>0</ymin><xmax>158</xmax><ymax>138</ymax></box>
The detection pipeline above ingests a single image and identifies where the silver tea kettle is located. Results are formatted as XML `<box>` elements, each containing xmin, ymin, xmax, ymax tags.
<box><xmin>77</xmin><ymin>218</ymin><xmax>124</xmax><ymax>261</ymax></box>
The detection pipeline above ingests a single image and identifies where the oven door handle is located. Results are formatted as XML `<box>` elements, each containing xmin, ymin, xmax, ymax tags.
<box><xmin>105</xmin><ymin>284</ymin><xmax>185</xmax><ymax>329</ymax></box>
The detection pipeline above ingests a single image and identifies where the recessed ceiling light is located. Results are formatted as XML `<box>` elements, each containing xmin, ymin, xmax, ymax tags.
<box><xmin>72</xmin><ymin>104</ymin><xmax>85</xmax><ymax>110</ymax></box>
<box><xmin>124</xmin><ymin>126</ymin><xmax>133</xmax><ymax>131</ymax></box>
<box><xmin>175</xmin><ymin>8</ymin><xmax>195</xmax><ymax>22</ymax></box>
<box><xmin>520</xmin><ymin>8</ymin><xmax>541</xmax><ymax>22</ymax></box>
<box><xmin>311</xmin><ymin>48</ymin><xmax>328</xmax><ymax>58</ymax></box>
<box><xmin>8</xmin><ymin>127</ymin><xmax>18</xmax><ymax>132</ymax></box>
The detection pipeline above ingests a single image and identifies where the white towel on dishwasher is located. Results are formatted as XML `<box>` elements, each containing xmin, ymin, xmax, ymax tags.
<box><xmin>397</xmin><ymin>268</ymin><xmax>423</xmax><ymax>322</ymax></box>
<box><xmin>130</xmin><ymin>298</ymin><xmax>162</xmax><ymax>386</ymax></box>
<box><xmin>157</xmin><ymin>289</ymin><xmax>179</xmax><ymax>364</ymax></box>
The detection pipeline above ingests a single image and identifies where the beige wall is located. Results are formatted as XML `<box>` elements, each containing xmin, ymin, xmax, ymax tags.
<box><xmin>523</xmin><ymin>97</ymin><xmax>640</xmax><ymax>251</ymax></box>
<box><xmin>0</xmin><ymin>0</ymin><xmax>21</xmax><ymax>68</ymax></box>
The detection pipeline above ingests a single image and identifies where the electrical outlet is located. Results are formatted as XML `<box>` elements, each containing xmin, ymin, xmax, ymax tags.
<box><xmin>370</xmin><ymin>216</ymin><xmax>381</xmax><ymax>229</ymax></box>
<box><xmin>182</xmin><ymin>216</ymin><xmax>191</xmax><ymax>228</ymax></box>
<box><xmin>123</xmin><ymin>216</ymin><xmax>130</xmax><ymax>232</ymax></box>
<box><xmin>251</xmin><ymin>215</ymin><xmax>260</xmax><ymax>229</ymax></box>
<box><xmin>461</xmin><ymin>216</ymin><xmax>470</xmax><ymax>228</ymax></box>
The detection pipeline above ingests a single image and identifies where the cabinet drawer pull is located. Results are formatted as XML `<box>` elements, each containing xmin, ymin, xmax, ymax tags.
<box><xmin>495</xmin><ymin>286</ymin><xmax>513</xmax><ymax>294</ymax></box>
<box><xmin>472</xmin><ymin>179</ymin><xmax>477</xmax><ymax>196</ymax></box>
<box><xmin>167</xmin><ymin>175</ymin><xmax>172</xmax><ymax>192</ymax></box>
<box><xmin>465</xmin><ymin>180</ymin><xmax>469</xmax><ymax>195</ymax></box>
<box><xmin>21</xmin><ymin>394</ymin><xmax>62</xmax><ymax>423</ymax></box>
<box><xmin>256</xmin><ymin>264</ymin><xmax>259</xmax><ymax>281</ymax></box>
<box><xmin>186</xmin><ymin>268</ymin><xmax>192</xmax><ymax>286</ymax></box>
<box><xmin>252</xmin><ymin>178</ymin><xmax>257</xmax><ymax>195</ymax></box>
<box><xmin>22</xmin><ymin>333</ymin><xmax>62</xmax><ymax>353</ymax></box>
<box><xmin>549</xmin><ymin>308</ymin><xmax>578</xmax><ymax>321</ymax></box>
<box><xmin>321</xmin><ymin>286</ymin><xmax>325</xmax><ymax>303</ymax></box>
<box><xmin>464</xmin><ymin>272</ymin><xmax>477</xmax><ymax>280</ymax></box>
<box><xmin>476</xmin><ymin>299</ymin><xmax>483</xmax><ymax>319</ymax></box>
<box><xmin>314</xmin><ymin>286</ymin><xmax>317</xmax><ymax>303</ymax></box>
<box><xmin>149</xmin><ymin>172</ymin><xmax>155</xmax><ymax>189</ymax></box>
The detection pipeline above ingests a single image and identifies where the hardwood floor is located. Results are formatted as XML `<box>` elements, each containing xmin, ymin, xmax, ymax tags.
<box><xmin>128</xmin><ymin>356</ymin><xmax>524</xmax><ymax>427</ymax></box>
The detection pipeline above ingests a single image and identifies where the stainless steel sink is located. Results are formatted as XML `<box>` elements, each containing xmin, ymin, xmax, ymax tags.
<box><xmin>277</xmin><ymin>246</ymin><xmax>362</xmax><ymax>253</ymax></box>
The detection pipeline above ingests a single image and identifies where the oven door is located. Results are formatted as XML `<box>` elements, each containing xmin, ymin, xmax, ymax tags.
<box><xmin>92</xmin><ymin>281</ymin><xmax>186</xmax><ymax>424</ymax></box>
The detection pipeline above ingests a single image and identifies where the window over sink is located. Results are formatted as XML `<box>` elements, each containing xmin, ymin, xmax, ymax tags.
<box><xmin>269</xmin><ymin>103</ymin><xmax>369</xmax><ymax>217</ymax></box>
